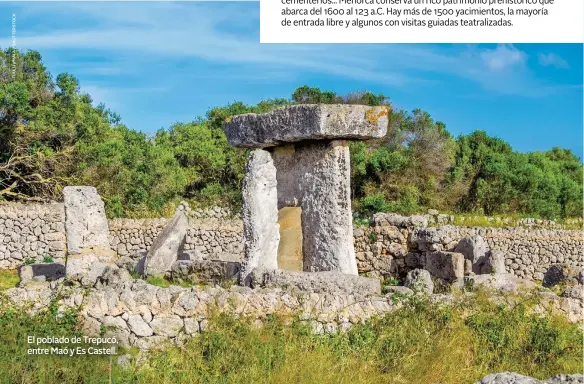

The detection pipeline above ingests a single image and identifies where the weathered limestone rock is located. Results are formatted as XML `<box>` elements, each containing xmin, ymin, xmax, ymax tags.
<box><xmin>474</xmin><ymin>372</ymin><xmax>541</xmax><ymax>384</ymax></box>
<box><xmin>543</xmin><ymin>264</ymin><xmax>582</xmax><ymax>288</ymax></box>
<box><xmin>223</xmin><ymin>104</ymin><xmax>389</xmax><ymax>148</ymax></box>
<box><xmin>239</xmin><ymin>149</ymin><xmax>280</xmax><ymax>285</ymax></box>
<box><xmin>250</xmin><ymin>268</ymin><xmax>381</xmax><ymax>296</ymax></box>
<box><xmin>144</xmin><ymin>212</ymin><xmax>188</xmax><ymax>277</ymax></box>
<box><xmin>475</xmin><ymin>372</ymin><xmax>584</xmax><ymax>384</ymax></box>
<box><xmin>480</xmin><ymin>250</ymin><xmax>506</xmax><ymax>274</ymax></box>
<box><xmin>454</xmin><ymin>235</ymin><xmax>488</xmax><ymax>274</ymax></box>
<box><xmin>465</xmin><ymin>273</ymin><xmax>539</xmax><ymax>293</ymax></box>
<box><xmin>404</xmin><ymin>268</ymin><xmax>434</xmax><ymax>295</ymax></box>
<box><xmin>170</xmin><ymin>259</ymin><xmax>241</xmax><ymax>285</ymax></box>
<box><xmin>273</xmin><ymin>141</ymin><xmax>358</xmax><ymax>275</ymax></box>
<box><xmin>424</xmin><ymin>251</ymin><xmax>465</xmax><ymax>282</ymax></box>
<box><xmin>18</xmin><ymin>263</ymin><xmax>65</xmax><ymax>286</ymax></box>
<box><xmin>63</xmin><ymin>186</ymin><xmax>111</xmax><ymax>254</ymax></box>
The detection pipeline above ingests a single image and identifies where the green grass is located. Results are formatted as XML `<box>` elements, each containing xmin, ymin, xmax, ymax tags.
<box><xmin>0</xmin><ymin>270</ymin><xmax>19</xmax><ymax>291</ymax></box>
<box><xmin>145</xmin><ymin>275</ymin><xmax>197</xmax><ymax>289</ymax></box>
<box><xmin>0</xmin><ymin>290</ymin><xmax>581</xmax><ymax>384</ymax></box>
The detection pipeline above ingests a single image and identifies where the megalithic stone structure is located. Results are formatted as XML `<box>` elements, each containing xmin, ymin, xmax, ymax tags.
<box><xmin>223</xmin><ymin>104</ymin><xmax>389</xmax><ymax>284</ymax></box>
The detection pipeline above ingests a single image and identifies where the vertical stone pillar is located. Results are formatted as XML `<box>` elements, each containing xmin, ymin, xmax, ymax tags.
<box><xmin>240</xmin><ymin>149</ymin><xmax>280</xmax><ymax>285</ymax></box>
<box><xmin>299</xmin><ymin>141</ymin><xmax>357</xmax><ymax>275</ymax></box>
<box><xmin>63</xmin><ymin>186</ymin><xmax>115</xmax><ymax>285</ymax></box>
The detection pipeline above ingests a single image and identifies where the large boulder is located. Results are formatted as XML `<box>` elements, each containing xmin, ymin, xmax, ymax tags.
<box><xmin>63</xmin><ymin>186</ymin><xmax>111</xmax><ymax>254</ymax></box>
<box><xmin>543</xmin><ymin>264</ymin><xmax>582</xmax><ymax>288</ymax></box>
<box><xmin>250</xmin><ymin>268</ymin><xmax>381</xmax><ymax>296</ymax></box>
<box><xmin>144</xmin><ymin>211</ymin><xmax>188</xmax><ymax>277</ymax></box>
<box><xmin>424</xmin><ymin>251</ymin><xmax>465</xmax><ymax>282</ymax></box>
<box><xmin>404</xmin><ymin>268</ymin><xmax>434</xmax><ymax>295</ymax></box>
<box><xmin>454</xmin><ymin>235</ymin><xmax>488</xmax><ymax>274</ymax></box>
<box><xmin>223</xmin><ymin>104</ymin><xmax>388</xmax><ymax>148</ymax></box>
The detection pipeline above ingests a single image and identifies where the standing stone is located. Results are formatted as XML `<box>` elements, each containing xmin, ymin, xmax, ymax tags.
<box><xmin>239</xmin><ymin>149</ymin><xmax>280</xmax><ymax>285</ymax></box>
<box><xmin>63</xmin><ymin>186</ymin><xmax>111</xmax><ymax>254</ymax></box>
<box><xmin>425</xmin><ymin>251</ymin><xmax>465</xmax><ymax>282</ymax></box>
<box><xmin>273</xmin><ymin>141</ymin><xmax>357</xmax><ymax>275</ymax></box>
<box><xmin>454</xmin><ymin>235</ymin><xmax>488</xmax><ymax>274</ymax></box>
<box><xmin>63</xmin><ymin>186</ymin><xmax>115</xmax><ymax>284</ymax></box>
<box><xmin>144</xmin><ymin>211</ymin><xmax>188</xmax><ymax>277</ymax></box>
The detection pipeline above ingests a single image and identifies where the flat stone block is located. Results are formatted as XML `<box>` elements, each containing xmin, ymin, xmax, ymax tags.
<box><xmin>223</xmin><ymin>104</ymin><xmax>389</xmax><ymax>148</ymax></box>
<box><xmin>250</xmin><ymin>268</ymin><xmax>381</xmax><ymax>296</ymax></box>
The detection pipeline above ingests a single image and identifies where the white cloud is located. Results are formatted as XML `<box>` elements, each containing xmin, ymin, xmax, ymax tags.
<box><xmin>0</xmin><ymin>3</ymin><xmax>576</xmax><ymax>98</ymax></box>
<box><xmin>538</xmin><ymin>53</ymin><xmax>570</xmax><ymax>69</ymax></box>
<box><xmin>479</xmin><ymin>44</ymin><xmax>527</xmax><ymax>72</ymax></box>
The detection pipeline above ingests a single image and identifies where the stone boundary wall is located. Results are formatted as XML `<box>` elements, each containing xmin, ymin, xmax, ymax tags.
<box><xmin>354</xmin><ymin>215</ymin><xmax>583</xmax><ymax>281</ymax></box>
<box><xmin>1</xmin><ymin>200</ymin><xmax>581</xmax><ymax>283</ymax></box>
<box><xmin>109</xmin><ymin>217</ymin><xmax>244</xmax><ymax>262</ymax></box>
<box><xmin>0</xmin><ymin>203</ymin><xmax>66</xmax><ymax>268</ymax></box>
<box><xmin>3</xmin><ymin>278</ymin><xmax>581</xmax><ymax>354</ymax></box>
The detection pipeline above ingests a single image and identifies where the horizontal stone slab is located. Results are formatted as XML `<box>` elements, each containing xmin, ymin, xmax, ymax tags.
<box><xmin>250</xmin><ymin>268</ymin><xmax>381</xmax><ymax>296</ymax></box>
<box><xmin>223</xmin><ymin>104</ymin><xmax>389</xmax><ymax>148</ymax></box>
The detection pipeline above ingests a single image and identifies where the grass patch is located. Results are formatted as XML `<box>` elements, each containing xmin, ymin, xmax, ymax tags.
<box><xmin>0</xmin><ymin>292</ymin><xmax>581</xmax><ymax>384</ymax></box>
<box><xmin>0</xmin><ymin>269</ymin><xmax>19</xmax><ymax>292</ymax></box>
<box><xmin>145</xmin><ymin>275</ymin><xmax>197</xmax><ymax>289</ymax></box>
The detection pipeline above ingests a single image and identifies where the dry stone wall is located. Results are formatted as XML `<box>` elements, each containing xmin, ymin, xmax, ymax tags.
<box><xmin>0</xmin><ymin>201</ymin><xmax>581</xmax><ymax>284</ymax></box>
<box><xmin>109</xmin><ymin>210</ymin><xmax>243</xmax><ymax>263</ymax></box>
<box><xmin>354</xmin><ymin>213</ymin><xmax>583</xmax><ymax>281</ymax></box>
<box><xmin>0</xmin><ymin>203</ymin><xmax>66</xmax><ymax>268</ymax></box>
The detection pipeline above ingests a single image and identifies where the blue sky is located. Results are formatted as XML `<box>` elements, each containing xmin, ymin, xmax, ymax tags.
<box><xmin>0</xmin><ymin>2</ymin><xmax>582</xmax><ymax>159</ymax></box>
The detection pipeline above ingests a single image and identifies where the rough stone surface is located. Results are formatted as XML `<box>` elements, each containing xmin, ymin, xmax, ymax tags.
<box><xmin>404</xmin><ymin>269</ymin><xmax>434</xmax><ymax>295</ymax></box>
<box><xmin>543</xmin><ymin>264</ymin><xmax>582</xmax><ymax>288</ymax></box>
<box><xmin>18</xmin><ymin>263</ymin><xmax>65</xmax><ymax>286</ymax></box>
<box><xmin>239</xmin><ymin>149</ymin><xmax>280</xmax><ymax>285</ymax></box>
<box><xmin>223</xmin><ymin>104</ymin><xmax>389</xmax><ymax>148</ymax></box>
<box><xmin>63</xmin><ymin>186</ymin><xmax>111</xmax><ymax>254</ymax></box>
<box><xmin>465</xmin><ymin>274</ymin><xmax>539</xmax><ymax>294</ymax></box>
<box><xmin>474</xmin><ymin>372</ymin><xmax>542</xmax><ymax>384</ymax></box>
<box><xmin>0</xmin><ymin>202</ymin><xmax>66</xmax><ymax>268</ymax></box>
<box><xmin>475</xmin><ymin>373</ymin><xmax>584</xmax><ymax>384</ymax></box>
<box><xmin>2</xmin><ymin>275</ymin><xmax>581</xmax><ymax>355</ymax></box>
<box><xmin>272</xmin><ymin>141</ymin><xmax>357</xmax><ymax>275</ymax></box>
<box><xmin>144</xmin><ymin>211</ymin><xmax>188</xmax><ymax>277</ymax></box>
<box><xmin>250</xmin><ymin>268</ymin><xmax>380</xmax><ymax>296</ymax></box>
<box><xmin>170</xmin><ymin>259</ymin><xmax>241</xmax><ymax>285</ymax></box>
<box><xmin>480</xmin><ymin>250</ymin><xmax>507</xmax><ymax>274</ymax></box>
<box><xmin>455</xmin><ymin>235</ymin><xmax>488</xmax><ymax>274</ymax></box>
<box><xmin>424</xmin><ymin>251</ymin><xmax>465</xmax><ymax>282</ymax></box>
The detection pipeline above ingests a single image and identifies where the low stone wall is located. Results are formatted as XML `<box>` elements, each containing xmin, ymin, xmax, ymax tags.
<box><xmin>3</xmin><ymin>276</ymin><xmax>581</xmax><ymax>354</ymax></box>
<box><xmin>109</xmin><ymin>217</ymin><xmax>244</xmax><ymax>262</ymax></box>
<box><xmin>0</xmin><ymin>203</ymin><xmax>66</xmax><ymax>268</ymax></box>
<box><xmin>3</xmin><ymin>279</ymin><xmax>401</xmax><ymax>352</ymax></box>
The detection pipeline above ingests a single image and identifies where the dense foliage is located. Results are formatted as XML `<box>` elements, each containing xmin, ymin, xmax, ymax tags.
<box><xmin>1</xmin><ymin>49</ymin><xmax>582</xmax><ymax>219</ymax></box>
<box><xmin>0</xmin><ymin>292</ymin><xmax>581</xmax><ymax>383</ymax></box>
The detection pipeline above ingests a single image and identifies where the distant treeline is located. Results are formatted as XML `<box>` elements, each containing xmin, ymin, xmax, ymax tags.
<box><xmin>1</xmin><ymin>49</ymin><xmax>582</xmax><ymax>219</ymax></box>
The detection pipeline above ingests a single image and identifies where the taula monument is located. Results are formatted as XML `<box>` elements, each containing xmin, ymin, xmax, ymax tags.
<box><xmin>223</xmin><ymin>104</ymin><xmax>389</xmax><ymax>284</ymax></box>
